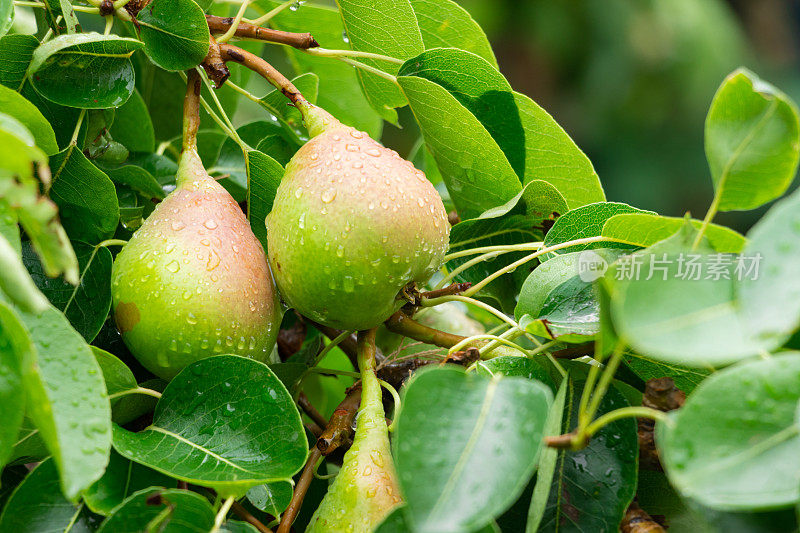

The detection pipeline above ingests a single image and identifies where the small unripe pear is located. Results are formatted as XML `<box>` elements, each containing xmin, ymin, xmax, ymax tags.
<box><xmin>267</xmin><ymin>106</ymin><xmax>450</xmax><ymax>330</ymax></box>
<box><xmin>111</xmin><ymin>149</ymin><xmax>281</xmax><ymax>380</ymax></box>
<box><xmin>307</xmin><ymin>333</ymin><xmax>402</xmax><ymax>532</ymax></box>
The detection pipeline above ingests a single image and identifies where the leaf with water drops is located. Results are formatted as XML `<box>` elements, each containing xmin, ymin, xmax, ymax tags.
<box><xmin>108</xmin><ymin>89</ymin><xmax>155</xmax><ymax>153</ymax></box>
<box><xmin>539</xmin><ymin>379</ymin><xmax>638</xmax><ymax>532</ymax></box>
<box><xmin>49</xmin><ymin>145</ymin><xmax>120</xmax><ymax>244</ymax></box>
<box><xmin>516</xmin><ymin>250</ymin><xmax>624</xmax><ymax>343</ymax></box>
<box><xmin>112</xmin><ymin>355</ymin><xmax>308</xmax><ymax>497</ymax></box>
<box><xmin>608</xmin><ymin>190</ymin><xmax>800</xmax><ymax>366</ymax></box>
<box><xmin>136</xmin><ymin>0</ymin><xmax>211</xmax><ymax>71</ymax></box>
<box><xmin>705</xmin><ymin>68</ymin><xmax>800</xmax><ymax>212</ymax></box>
<box><xmin>337</xmin><ymin>0</ymin><xmax>424</xmax><ymax>123</ymax></box>
<box><xmin>22</xmin><ymin>241</ymin><xmax>111</xmax><ymax>342</ymax></box>
<box><xmin>657</xmin><ymin>352</ymin><xmax>800</xmax><ymax>511</ymax></box>
<box><xmin>393</xmin><ymin>365</ymin><xmax>552</xmax><ymax>531</ymax></box>
<box><xmin>11</xmin><ymin>303</ymin><xmax>111</xmax><ymax>499</ymax></box>
<box><xmin>83</xmin><ymin>449</ymin><xmax>177</xmax><ymax>516</ymax></box>
<box><xmin>246</xmin><ymin>481</ymin><xmax>293</xmax><ymax>517</ymax></box>
<box><xmin>475</xmin><ymin>356</ymin><xmax>554</xmax><ymax>391</ymax></box>
<box><xmin>0</xmin><ymin>459</ymin><xmax>95</xmax><ymax>532</ymax></box>
<box><xmin>541</xmin><ymin>202</ymin><xmax>652</xmax><ymax>261</ymax></box>
<box><xmin>27</xmin><ymin>33</ymin><xmax>142</xmax><ymax>109</ymax></box>
<box><xmin>601</xmin><ymin>213</ymin><xmax>746</xmax><ymax>253</ymax></box>
<box><xmin>96</xmin><ymin>487</ymin><xmax>215</xmax><ymax>532</ymax></box>
<box><xmin>0</xmin><ymin>300</ymin><xmax>34</xmax><ymax>469</ymax></box>
<box><xmin>398</xmin><ymin>74</ymin><xmax>521</xmax><ymax>219</ymax></box>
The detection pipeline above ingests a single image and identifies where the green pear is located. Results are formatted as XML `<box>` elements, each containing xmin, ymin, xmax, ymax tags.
<box><xmin>266</xmin><ymin>105</ymin><xmax>450</xmax><ymax>330</ymax></box>
<box><xmin>307</xmin><ymin>332</ymin><xmax>402</xmax><ymax>532</ymax></box>
<box><xmin>110</xmin><ymin>148</ymin><xmax>282</xmax><ymax>380</ymax></box>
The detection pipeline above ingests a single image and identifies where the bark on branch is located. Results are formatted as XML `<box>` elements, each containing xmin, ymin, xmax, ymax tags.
<box><xmin>206</xmin><ymin>15</ymin><xmax>319</xmax><ymax>49</ymax></box>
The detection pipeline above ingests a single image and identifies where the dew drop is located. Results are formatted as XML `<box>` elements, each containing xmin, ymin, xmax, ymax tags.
<box><xmin>165</xmin><ymin>260</ymin><xmax>180</xmax><ymax>273</ymax></box>
<box><xmin>204</xmin><ymin>219</ymin><xmax>218</xmax><ymax>230</ymax></box>
<box><xmin>321</xmin><ymin>189</ymin><xmax>337</xmax><ymax>203</ymax></box>
<box><xmin>171</xmin><ymin>221</ymin><xmax>186</xmax><ymax>231</ymax></box>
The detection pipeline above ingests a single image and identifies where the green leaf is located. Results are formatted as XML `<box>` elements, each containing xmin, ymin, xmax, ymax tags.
<box><xmin>247</xmin><ymin>149</ymin><xmax>284</xmax><ymax>251</ymax></box>
<box><xmin>93</xmin><ymin>346</ymin><xmax>164</xmax><ymax>425</ymax></box>
<box><xmin>658</xmin><ymin>353</ymin><xmax>800</xmax><ymax>510</ymax></box>
<box><xmin>515</xmin><ymin>250</ymin><xmax>623</xmax><ymax>343</ymax></box>
<box><xmin>399</xmin><ymin>74</ymin><xmax>521</xmax><ymax>218</ymax></box>
<box><xmin>602</xmin><ymin>213</ymin><xmax>746</xmax><ymax>253</ymax></box>
<box><xmin>0</xmin><ymin>34</ymin><xmax>39</xmax><ymax>90</ymax></box>
<box><xmin>336</xmin><ymin>0</ymin><xmax>424</xmax><ymax>123</ymax></box>
<box><xmin>136</xmin><ymin>0</ymin><xmax>210</xmax><ymax>71</ymax></box>
<box><xmin>0</xmin><ymin>234</ymin><xmax>49</xmax><ymax>314</ymax></box>
<box><xmin>15</xmin><ymin>304</ymin><xmax>112</xmax><ymax>499</ymax></box>
<box><xmin>540</xmin><ymin>379</ymin><xmax>638</xmax><ymax>532</ymax></box>
<box><xmin>84</xmin><ymin>449</ymin><xmax>177</xmax><ymax>516</ymax></box>
<box><xmin>737</xmin><ymin>188</ymin><xmax>800</xmax><ymax>350</ymax></box>
<box><xmin>609</xmin><ymin>190</ymin><xmax>800</xmax><ymax>366</ymax></box>
<box><xmin>400</xmin><ymin>48</ymin><xmax>525</xmax><ymax>177</ymax></box>
<box><xmin>262</xmin><ymin>0</ymin><xmax>383</xmax><ymax>138</ymax></box>
<box><xmin>39</xmin><ymin>0</ymin><xmax>80</xmax><ymax>35</ymax></box>
<box><xmin>446</xmin><ymin>214</ymin><xmax>540</xmax><ymax>312</ymax></box>
<box><xmin>475</xmin><ymin>357</ymin><xmax>554</xmax><ymax>391</ymax></box>
<box><xmin>21</xmin><ymin>80</ymin><xmax>84</xmax><ymax>148</ymax></box>
<box><xmin>246</xmin><ymin>481</ymin><xmax>293</xmax><ymax>517</ymax></box>
<box><xmin>0</xmin><ymin>84</ymin><xmax>58</xmax><ymax>155</ymax></box>
<box><xmin>259</xmin><ymin>72</ymin><xmax>319</xmax><ymax>129</ymax></box>
<box><xmin>27</xmin><ymin>33</ymin><xmax>142</xmax><ymax>109</ymax></box>
<box><xmin>108</xmin><ymin>89</ymin><xmax>155</xmax><ymax>153</ymax></box>
<box><xmin>23</xmin><ymin>241</ymin><xmax>111</xmax><ymax>341</ymax></box>
<box><xmin>622</xmin><ymin>352</ymin><xmax>711</xmax><ymax>394</ymax></box>
<box><xmin>705</xmin><ymin>68</ymin><xmax>800</xmax><ymax>211</ymax></box>
<box><xmin>394</xmin><ymin>366</ymin><xmax>552</xmax><ymax>531</ymax></box>
<box><xmin>99</xmin><ymin>162</ymin><xmax>166</xmax><ymax>200</ymax></box>
<box><xmin>0</xmin><ymin>459</ymin><xmax>94</xmax><ymax>532</ymax></box>
<box><xmin>97</xmin><ymin>488</ymin><xmax>215</xmax><ymax>532</ymax></box>
<box><xmin>0</xmin><ymin>0</ymin><xmax>13</xmax><ymax>37</ymax></box>
<box><xmin>542</xmin><ymin>202</ymin><xmax>652</xmax><ymax>261</ymax></box>
<box><xmin>49</xmin><ymin>145</ymin><xmax>120</xmax><ymax>243</ymax></box>
<box><xmin>113</xmin><ymin>355</ymin><xmax>308</xmax><ymax>497</ymax></box>
<box><xmin>0</xmin><ymin>301</ymin><xmax>34</xmax><ymax>468</ymax></box>
<box><xmin>410</xmin><ymin>0</ymin><xmax>496</xmax><ymax>67</ymax></box>
<box><xmin>526</xmin><ymin>378</ymin><xmax>568</xmax><ymax>532</ymax></box>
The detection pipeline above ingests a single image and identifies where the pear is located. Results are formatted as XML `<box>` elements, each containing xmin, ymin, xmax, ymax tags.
<box><xmin>111</xmin><ymin>148</ymin><xmax>281</xmax><ymax>380</ymax></box>
<box><xmin>307</xmin><ymin>330</ymin><xmax>402</xmax><ymax>532</ymax></box>
<box><xmin>266</xmin><ymin>106</ymin><xmax>450</xmax><ymax>330</ymax></box>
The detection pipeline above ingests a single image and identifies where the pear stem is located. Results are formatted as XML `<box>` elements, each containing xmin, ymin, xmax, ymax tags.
<box><xmin>217</xmin><ymin>43</ymin><xmax>312</xmax><ymax>118</ymax></box>
<box><xmin>182</xmin><ymin>69</ymin><xmax>202</xmax><ymax>152</ymax></box>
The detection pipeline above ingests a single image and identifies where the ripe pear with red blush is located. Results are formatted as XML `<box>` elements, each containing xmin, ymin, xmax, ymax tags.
<box><xmin>266</xmin><ymin>105</ymin><xmax>450</xmax><ymax>330</ymax></box>
<box><xmin>111</xmin><ymin>148</ymin><xmax>282</xmax><ymax>380</ymax></box>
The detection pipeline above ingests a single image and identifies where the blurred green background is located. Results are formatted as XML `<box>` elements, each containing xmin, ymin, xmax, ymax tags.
<box><xmin>383</xmin><ymin>0</ymin><xmax>800</xmax><ymax>232</ymax></box>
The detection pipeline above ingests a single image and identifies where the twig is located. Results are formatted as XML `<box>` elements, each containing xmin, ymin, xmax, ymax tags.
<box><xmin>384</xmin><ymin>311</ymin><xmax>464</xmax><ymax>348</ymax></box>
<box><xmin>202</xmin><ymin>36</ymin><xmax>230</xmax><ymax>89</ymax></box>
<box><xmin>316</xmin><ymin>386</ymin><xmax>361</xmax><ymax>455</ymax></box>
<box><xmin>217</xmin><ymin>43</ymin><xmax>309</xmax><ymax>108</ymax></box>
<box><xmin>206</xmin><ymin>15</ymin><xmax>318</xmax><ymax>49</ymax></box>
<box><xmin>420</xmin><ymin>282</ymin><xmax>472</xmax><ymax>300</ymax></box>
<box><xmin>277</xmin><ymin>448</ymin><xmax>322</xmax><ymax>533</ymax></box>
<box><xmin>231</xmin><ymin>500</ymin><xmax>274</xmax><ymax>533</ymax></box>
<box><xmin>298</xmin><ymin>392</ymin><xmax>328</xmax><ymax>430</ymax></box>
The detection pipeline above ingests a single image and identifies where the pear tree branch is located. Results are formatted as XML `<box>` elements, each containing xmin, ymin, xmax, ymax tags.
<box><xmin>206</xmin><ymin>15</ymin><xmax>319</xmax><ymax>49</ymax></box>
